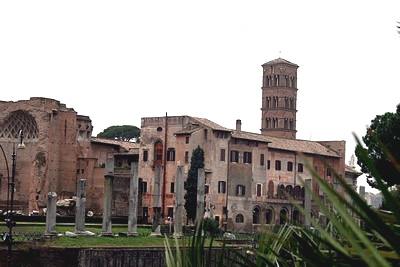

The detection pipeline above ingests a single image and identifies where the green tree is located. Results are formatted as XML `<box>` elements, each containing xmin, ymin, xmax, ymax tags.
<box><xmin>355</xmin><ymin>104</ymin><xmax>400</xmax><ymax>188</ymax></box>
<box><xmin>184</xmin><ymin>146</ymin><xmax>205</xmax><ymax>222</ymax></box>
<box><xmin>97</xmin><ymin>125</ymin><xmax>140</xmax><ymax>142</ymax></box>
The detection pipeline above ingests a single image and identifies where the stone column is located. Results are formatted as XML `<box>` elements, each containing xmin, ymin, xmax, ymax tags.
<box><xmin>128</xmin><ymin>162</ymin><xmax>139</xmax><ymax>236</ymax></box>
<box><xmin>196</xmin><ymin>168</ymin><xmax>205</xmax><ymax>225</ymax></box>
<box><xmin>44</xmin><ymin>192</ymin><xmax>57</xmax><ymax>237</ymax></box>
<box><xmin>304</xmin><ymin>179</ymin><xmax>312</xmax><ymax>228</ymax></box>
<box><xmin>150</xmin><ymin>164</ymin><xmax>162</xmax><ymax>237</ymax></box>
<box><xmin>173</xmin><ymin>166</ymin><xmax>184</xmax><ymax>238</ymax></box>
<box><xmin>101</xmin><ymin>158</ymin><xmax>114</xmax><ymax>236</ymax></box>
<box><xmin>75</xmin><ymin>179</ymin><xmax>87</xmax><ymax>235</ymax></box>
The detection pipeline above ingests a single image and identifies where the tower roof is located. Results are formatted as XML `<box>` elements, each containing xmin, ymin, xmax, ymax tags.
<box><xmin>262</xmin><ymin>57</ymin><xmax>298</xmax><ymax>67</ymax></box>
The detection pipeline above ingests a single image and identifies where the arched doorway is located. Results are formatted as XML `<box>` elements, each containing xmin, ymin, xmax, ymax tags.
<box><xmin>280</xmin><ymin>208</ymin><xmax>288</xmax><ymax>225</ymax></box>
<box><xmin>293</xmin><ymin>210</ymin><xmax>300</xmax><ymax>224</ymax></box>
<box><xmin>253</xmin><ymin>206</ymin><xmax>261</xmax><ymax>224</ymax></box>
<box><xmin>266</xmin><ymin>208</ymin><xmax>274</xmax><ymax>224</ymax></box>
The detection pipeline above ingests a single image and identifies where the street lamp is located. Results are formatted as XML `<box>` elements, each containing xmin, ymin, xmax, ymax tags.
<box><xmin>0</xmin><ymin>130</ymin><xmax>24</xmax><ymax>266</ymax></box>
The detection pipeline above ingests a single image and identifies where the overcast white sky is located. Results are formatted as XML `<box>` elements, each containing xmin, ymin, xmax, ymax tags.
<box><xmin>1</xmin><ymin>1</ymin><xmax>399</xmax><ymax>193</ymax></box>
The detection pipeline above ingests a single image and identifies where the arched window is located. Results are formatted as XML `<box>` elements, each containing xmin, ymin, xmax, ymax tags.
<box><xmin>266</xmin><ymin>209</ymin><xmax>273</xmax><ymax>224</ymax></box>
<box><xmin>235</xmin><ymin>214</ymin><xmax>244</xmax><ymax>223</ymax></box>
<box><xmin>253</xmin><ymin>207</ymin><xmax>260</xmax><ymax>224</ymax></box>
<box><xmin>278</xmin><ymin>184</ymin><xmax>285</xmax><ymax>197</ymax></box>
<box><xmin>286</xmin><ymin>185</ymin><xmax>293</xmax><ymax>197</ymax></box>
<box><xmin>280</xmin><ymin>209</ymin><xmax>287</xmax><ymax>225</ymax></box>
<box><xmin>294</xmin><ymin>185</ymin><xmax>302</xmax><ymax>198</ymax></box>
<box><xmin>268</xmin><ymin>181</ymin><xmax>274</xmax><ymax>196</ymax></box>
<box><xmin>154</xmin><ymin>141</ymin><xmax>163</xmax><ymax>165</ymax></box>
<box><xmin>293</xmin><ymin>210</ymin><xmax>300</xmax><ymax>224</ymax></box>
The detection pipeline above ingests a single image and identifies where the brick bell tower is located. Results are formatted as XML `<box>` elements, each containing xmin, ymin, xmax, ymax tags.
<box><xmin>260</xmin><ymin>58</ymin><xmax>299</xmax><ymax>139</ymax></box>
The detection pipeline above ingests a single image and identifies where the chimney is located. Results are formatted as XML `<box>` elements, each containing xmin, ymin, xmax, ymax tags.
<box><xmin>236</xmin><ymin>119</ymin><xmax>241</xmax><ymax>132</ymax></box>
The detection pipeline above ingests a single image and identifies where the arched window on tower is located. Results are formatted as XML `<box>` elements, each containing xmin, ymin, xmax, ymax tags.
<box><xmin>285</xmin><ymin>76</ymin><xmax>289</xmax><ymax>86</ymax></box>
<box><xmin>290</xmin><ymin>98</ymin><xmax>295</xmax><ymax>109</ymax></box>
<box><xmin>154</xmin><ymin>141</ymin><xmax>163</xmax><ymax>165</ymax></box>
<box><xmin>284</xmin><ymin>97</ymin><xmax>289</xmax><ymax>108</ymax></box>
<box><xmin>273</xmin><ymin>118</ymin><xmax>278</xmax><ymax>128</ymax></box>
<box><xmin>266</xmin><ymin>97</ymin><xmax>271</xmax><ymax>108</ymax></box>
<box><xmin>273</xmin><ymin>97</ymin><xmax>278</xmax><ymax>108</ymax></box>
<box><xmin>289</xmin><ymin>119</ymin><xmax>294</xmax><ymax>130</ymax></box>
<box><xmin>266</xmin><ymin>118</ymin><xmax>271</xmax><ymax>129</ymax></box>
<box><xmin>274</xmin><ymin>75</ymin><xmax>279</xmax><ymax>86</ymax></box>
<box><xmin>290</xmin><ymin>77</ymin><xmax>294</xmax><ymax>88</ymax></box>
<box><xmin>284</xmin><ymin>118</ymin><xmax>288</xmax><ymax>129</ymax></box>
<box><xmin>268</xmin><ymin>76</ymin><xmax>272</xmax><ymax>87</ymax></box>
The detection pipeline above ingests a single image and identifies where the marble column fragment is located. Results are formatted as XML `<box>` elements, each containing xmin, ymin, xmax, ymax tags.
<box><xmin>196</xmin><ymin>168</ymin><xmax>205</xmax><ymax>225</ymax></box>
<box><xmin>128</xmin><ymin>162</ymin><xmax>139</xmax><ymax>236</ymax></box>
<box><xmin>150</xmin><ymin>164</ymin><xmax>162</xmax><ymax>237</ymax></box>
<box><xmin>44</xmin><ymin>192</ymin><xmax>57</xmax><ymax>236</ymax></box>
<box><xmin>101</xmin><ymin>158</ymin><xmax>114</xmax><ymax>236</ymax></box>
<box><xmin>173</xmin><ymin>166</ymin><xmax>184</xmax><ymax>238</ymax></box>
<box><xmin>304</xmin><ymin>179</ymin><xmax>312</xmax><ymax>228</ymax></box>
<box><xmin>75</xmin><ymin>179</ymin><xmax>87</xmax><ymax>234</ymax></box>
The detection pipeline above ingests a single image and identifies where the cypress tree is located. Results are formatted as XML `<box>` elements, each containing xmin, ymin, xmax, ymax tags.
<box><xmin>184</xmin><ymin>146</ymin><xmax>205</xmax><ymax>222</ymax></box>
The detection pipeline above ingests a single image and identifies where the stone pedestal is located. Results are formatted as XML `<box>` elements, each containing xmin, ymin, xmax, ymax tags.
<box><xmin>150</xmin><ymin>165</ymin><xmax>162</xmax><ymax>237</ymax></box>
<box><xmin>44</xmin><ymin>192</ymin><xmax>57</xmax><ymax>237</ymax></box>
<box><xmin>128</xmin><ymin>162</ymin><xmax>139</xmax><ymax>237</ymax></box>
<box><xmin>173</xmin><ymin>166</ymin><xmax>184</xmax><ymax>238</ymax></box>
<box><xmin>75</xmin><ymin>179</ymin><xmax>87</xmax><ymax>235</ymax></box>
<box><xmin>195</xmin><ymin>168</ymin><xmax>205</xmax><ymax>225</ymax></box>
<box><xmin>102</xmin><ymin>158</ymin><xmax>114</xmax><ymax>236</ymax></box>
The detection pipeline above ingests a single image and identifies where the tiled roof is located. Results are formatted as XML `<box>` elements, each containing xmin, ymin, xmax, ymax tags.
<box><xmin>232</xmin><ymin>130</ymin><xmax>271</xmax><ymax>143</ymax></box>
<box><xmin>262</xmin><ymin>57</ymin><xmax>298</xmax><ymax>67</ymax></box>
<box><xmin>91</xmin><ymin>137</ymin><xmax>139</xmax><ymax>151</ymax></box>
<box><xmin>264</xmin><ymin>135</ymin><xmax>340</xmax><ymax>157</ymax></box>
<box><xmin>191</xmin><ymin>117</ymin><xmax>232</xmax><ymax>132</ymax></box>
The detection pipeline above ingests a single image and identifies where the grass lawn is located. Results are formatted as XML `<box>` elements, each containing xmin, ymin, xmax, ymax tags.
<box><xmin>0</xmin><ymin>223</ymin><xmax>222</xmax><ymax>248</ymax></box>
<box><xmin>0</xmin><ymin>223</ymin><xmax>172</xmax><ymax>248</ymax></box>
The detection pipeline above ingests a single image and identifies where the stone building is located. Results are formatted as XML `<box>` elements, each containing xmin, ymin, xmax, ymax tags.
<box><xmin>0</xmin><ymin>97</ymin><xmax>138</xmax><ymax>216</ymax></box>
<box><xmin>138</xmin><ymin>58</ymin><xmax>355</xmax><ymax>232</ymax></box>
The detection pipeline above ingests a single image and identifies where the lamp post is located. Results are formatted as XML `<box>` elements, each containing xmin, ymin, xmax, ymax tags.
<box><xmin>0</xmin><ymin>130</ymin><xmax>24</xmax><ymax>266</ymax></box>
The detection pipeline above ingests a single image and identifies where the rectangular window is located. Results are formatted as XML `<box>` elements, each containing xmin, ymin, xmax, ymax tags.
<box><xmin>143</xmin><ymin>150</ymin><xmax>148</xmax><ymax>162</ymax></box>
<box><xmin>236</xmin><ymin>185</ymin><xmax>245</xmax><ymax>196</ymax></box>
<box><xmin>298</xmin><ymin>163</ymin><xmax>304</xmax><ymax>173</ymax></box>
<box><xmin>185</xmin><ymin>151</ymin><xmax>189</xmax><ymax>163</ymax></box>
<box><xmin>327</xmin><ymin>168</ymin><xmax>332</xmax><ymax>177</ymax></box>
<box><xmin>170</xmin><ymin>182</ymin><xmax>175</xmax><ymax>193</ymax></box>
<box><xmin>220</xmin><ymin>149</ymin><xmax>226</xmax><ymax>161</ymax></box>
<box><xmin>205</xmin><ymin>184</ymin><xmax>209</xmax><ymax>194</ymax></box>
<box><xmin>167</xmin><ymin>149</ymin><xmax>175</xmax><ymax>161</ymax></box>
<box><xmin>260</xmin><ymin>154</ymin><xmax>265</xmax><ymax>166</ymax></box>
<box><xmin>267</xmin><ymin>160</ymin><xmax>270</xmax><ymax>169</ymax></box>
<box><xmin>141</xmin><ymin>181</ymin><xmax>148</xmax><ymax>193</ymax></box>
<box><xmin>287</xmin><ymin>162</ymin><xmax>293</xmax><ymax>172</ymax></box>
<box><xmin>230</xmin><ymin>150</ymin><xmax>239</xmax><ymax>163</ymax></box>
<box><xmin>243</xmin><ymin>152</ymin><xmax>252</xmax><ymax>164</ymax></box>
<box><xmin>275</xmin><ymin>160</ymin><xmax>281</xmax><ymax>170</ymax></box>
<box><xmin>256</xmin><ymin>184</ymin><xmax>262</xmax><ymax>197</ymax></box>
<box><xmin>143</xmin><ymin>207</ymin><xmax>149</xmax><ymax>218</ymax></box>
<box><xmin>185</xmin><ymin>136</ymin><xmax>190</xmax><ymax>144</ymax></box>
<box><xmin>218</xmin><ymin>181</ymin><xmax>226</xmax><ymax>194</ymax></box>
<box><xmin>167</xmin><ymin>207</ymin><xmax>173</xmax><ymax>218</ymax></box>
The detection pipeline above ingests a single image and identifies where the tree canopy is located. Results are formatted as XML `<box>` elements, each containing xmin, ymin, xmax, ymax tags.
<box><xmin>355</xmin><ymin>104</ymin><xmax>400</xmax><ymax>188</ymax></box>
<box><xmin>97</xmin><ymin>125</ymin><xmax>140</xmax><ymax>142</ymax></box>
<box><xmin>184</xmin><ymin>146</ymin><xmax>205</xmax><ymax>222</ymax></box>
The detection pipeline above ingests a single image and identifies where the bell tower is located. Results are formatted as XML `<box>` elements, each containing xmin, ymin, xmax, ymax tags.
<box><xmin>260</xmin><ymin>58</ymin><xmax>299</xmax><ymax>139</ymax></box>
